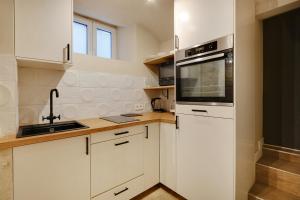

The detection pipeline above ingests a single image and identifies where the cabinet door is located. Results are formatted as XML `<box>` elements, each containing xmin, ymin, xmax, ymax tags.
<box><xmin>143</xmin><ymin>123</ymin><xmax>160</xmax><ymax>190</ymax></box>
<box><xmin>160</xmin><ymin>123</ymin><xmax>177</xmax><ymax>192</ymax></box>
<box><xmin>15</xmin><ymin>0</ymin><xmax>72</xmax><ymax>63</ymax></box>
<box><xmin>13</xmin><ymin>135</ymin><xmax>90</xmax><ymax>200</ymax></box>
<box><xmin>176</xmin><ymin>114</ymin><xmax>234</xmax><ymax>200</ymax></box>
<box><xmin>174</xmin><ymin>0</ymin><xmax>234</xmax><ymax>49</ymax></box>
<box><xmin>91</xmin><ymin>133</ymin><xmax>144</xmax><ymax>197</ymax></box>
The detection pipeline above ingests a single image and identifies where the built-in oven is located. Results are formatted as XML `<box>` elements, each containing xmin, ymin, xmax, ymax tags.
<box><xmin>176</xmin><ymin>35</ymin><xmax>234</xmax><ymax>106</ymax></box>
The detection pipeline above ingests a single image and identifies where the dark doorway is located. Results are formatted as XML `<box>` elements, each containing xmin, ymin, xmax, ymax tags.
<box><xmin>263</xmin><ymin>8</ymin><xmax>300</xmax><ymax>150</ymax></box>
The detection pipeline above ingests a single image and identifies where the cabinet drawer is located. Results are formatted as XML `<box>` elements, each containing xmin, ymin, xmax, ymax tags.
<box><xmin>176</xmin><ymin>104</ymin><xmax>234</xmax><ymax>119</ymax></box>
<box><xmin>91</xmin><ymin>133</ymin><xmax>144</xmax><ymax>197</ymax></box>
<box><xmin>91</xmin><ymin>126</ymin><xmax>144</xmax><ymax>144</ymax></box>
<box><xmin>92</xmin><ymin>175</ymin><xmax>144</xmax><ymax>200</ymax></box>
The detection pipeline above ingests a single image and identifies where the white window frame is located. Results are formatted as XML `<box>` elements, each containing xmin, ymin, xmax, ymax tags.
<box><xmin>93</xmin><ymin>21</ymin><xmax>117</xmax><ymax>59</ymax></box>
<box><xmin>73</xmin><ymin>15</ymin><xmax>93</xmax><ymax>55</ymax></box>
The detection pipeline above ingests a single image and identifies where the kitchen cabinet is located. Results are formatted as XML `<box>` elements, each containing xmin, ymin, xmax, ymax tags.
<box><xmin>143</xmin><ymin>123</ymin><xmax>160</xmax><ymax>190</ymax></box>
<box><xmin>176</xmin><ymin>113</ymin><xmax>234</xmax><ymax>200</ymax></box>
<box><xmin>174</xmin><ymin>0</ymin><xmax>234</xmax><ymax>49</ymax></box>
<box><xmin>91</xmin><ymin>133</ymin><xmax>144</xmax><ymax>197</ymax></box>
<box><xmin>160</xmin><ymin>123</ymin><xmax>177</xmax><ymax>192</ymax></box>
<box><xmin>92</xmin><ymin>176</ymin><xmax>144</xmax><ymax>200</ymax></box>
<box><xmin>13</xmin><ymin>135</ymin><xmax>90</xmax><ymax>200</ymax></box>
<box><xmin>15</xmin><ymin>0</ymin><xmax>73</xmax><ymax>68</ymax></box>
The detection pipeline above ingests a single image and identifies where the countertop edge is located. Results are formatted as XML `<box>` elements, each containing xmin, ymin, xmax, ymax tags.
<box><xmin>0</xmin><ymin>113</ymin><xmax>175</xmax><ymax>150</ymax></box>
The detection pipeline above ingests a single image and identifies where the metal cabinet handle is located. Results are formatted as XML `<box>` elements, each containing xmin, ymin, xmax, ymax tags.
<box><xmin>114</xmin><ymin>187</ymin><xmax>128</xmax><ymax>196</ymax></box>
<box><xmin>175</xmin><ymin>35</ymin><xmax>179</xmax><ymax>49</ymax></box>
<box><xmin>176</xmin><ymin>116</ymin><xmax>179</xmax><ymax>129</ymax></box>
<box><xmin>86</xmin><ymin>137</ymin><xmax>89</xmax><ymax>155</ymax></box>
<box><xmin>67</xmin><ymin>43</ymin><xmax>70</xmax><ymax>61</ymax></box>
<box><xmin>115</xmin><ymin>141</ymin><xmax>129</xmax><ymax>146</ymax></box>
<box><xmin>114</xmin><ymin>131</ymin><xmax>129</xmax><ymax>136</ymax></box>
<box><xmin>145</xmin><ymin>126</ymin><xmax>149</xmax><ymax>139</ymax></box>
<box><xmin>63</xmin><ymin>44</ymin><xmax>70</xmax><ymax>63</ymax></box>
<box><xmin>192</xmin><ymin>109</ymin><xmax>208</xmax><ymax>113</ymax></box>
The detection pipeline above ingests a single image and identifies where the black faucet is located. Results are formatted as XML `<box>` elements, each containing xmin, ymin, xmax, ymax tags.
<box><xmin>42</xmin><ymin>89</ymin><xmax>61</xmax><ymax>124</ymax></box>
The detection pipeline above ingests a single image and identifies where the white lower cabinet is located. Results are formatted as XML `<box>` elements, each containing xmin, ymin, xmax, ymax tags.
<box><xmin>160</xmin><ymin>123</ymin><xmax>177</xmax><ymax>192</ymax></box>
<box><xmin>143</xmin><ymin>123</ymin><xmax>160</xmax><ymax>190</ymax></box>
<box><xmin>91</xmin><ymin>133</ymin><xmax>144</xmax><ymax>197</ymax></box>
<box><xmin>176</xmin><ymin>113</ymin><xmax>234</xmax><ymax>200</ymax></box>
<box><xmin>13</xmin><ymin>135</ymin><xmax>90</xmax><ymax>200</ymax></box>
<box><xmin>92</xmin><ymin>175</ymin><xmax>144</xmax><ymax>200</ymax></box>
<box><xmin>12</xmin><ymin>123</ymin><xmax>166</xmax><ymax>200</ymax></box>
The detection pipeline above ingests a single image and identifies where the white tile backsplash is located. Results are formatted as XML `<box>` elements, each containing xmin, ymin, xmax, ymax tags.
<box><xmin>18</xmin><ymin>67</ymin><xmax>150</xmax><ymax>125</ymax></box>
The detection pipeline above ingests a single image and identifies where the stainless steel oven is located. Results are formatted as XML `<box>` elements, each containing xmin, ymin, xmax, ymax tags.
<box><xmin>176</xmin><ymin>35</ymin><xmax>234</xmax><ymax>106</ymax></box>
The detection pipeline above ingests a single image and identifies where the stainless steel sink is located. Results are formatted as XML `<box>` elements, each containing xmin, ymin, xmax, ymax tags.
<box><xmin>17</xmin><ymin>121</ymin><xmax>89</xmax><ymax>138</ymax></box>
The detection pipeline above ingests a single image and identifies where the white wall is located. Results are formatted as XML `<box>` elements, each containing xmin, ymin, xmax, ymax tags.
<box><xmin>0</xmin><ymin>1</ymin><xmax>17</xmax><ymax>200</ymax></box>
<box><xmin>136</xmin><ymin>25</ymin><xmax>160</xmax><ymax>63</ymax></box>
<box><xmin>117</xmin><ymin>25</ymin><xmax>137</xmax><ymax>62</ymax></box>
<box><xmin>234</xmin><ymin>0</ymin><xmax>259</xmax><ymax>199</ymax></box>
<box><xmin>0</xmin><ymin>0</ymin><xmax>14</xmax><ymax>55</ymax></box>
<box><xmin>0</xmin><ymin>0</ymin><xmax>169</xmax><ymax>134</ymax></box>
<box><xmin>0</xmin><ymin>0</ymin><xmax>18</xmax><ymax>136</ymax></box>
<box><xmin>159</xmin><ymin>38</ymin><xmax>174</xmax><ymax>53</ymax></box>
<box><xmin>18</xmin><ymin>65</ymin><xmax>150</xmax><ymax>125</ymax></box>
<box><xmin>18</xmin><ymin>24</ymin><xmax>163</xmax><ymax>125</ymax></box>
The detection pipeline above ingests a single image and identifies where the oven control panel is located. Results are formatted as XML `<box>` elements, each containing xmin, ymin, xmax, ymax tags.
<box><xmin>185</xmin><ymin>41</ymin><xmax>217</xmax><ymax>57</ymax></box>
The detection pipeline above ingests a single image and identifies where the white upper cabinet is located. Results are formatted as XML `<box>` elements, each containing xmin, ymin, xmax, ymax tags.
<box><xmin>15</xmin><ymin>0</ymin><xmax>73</xmax><ymax>68</ymax></box>
<box><xmin>13</xmin><ymin>135</ymin><xmax>90</xmax><ymax>200</ymax></box>
<box><xmin>174</xmin><ymin>0</ymin><xmax>234</xmax><ymax>49</ymax></box>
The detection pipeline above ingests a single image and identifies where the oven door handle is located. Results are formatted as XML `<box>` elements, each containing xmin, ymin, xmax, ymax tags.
<box><xmin>176</xmin><ymin>53</ymin><xmax>225</xmax><ymax>66</ymax></box>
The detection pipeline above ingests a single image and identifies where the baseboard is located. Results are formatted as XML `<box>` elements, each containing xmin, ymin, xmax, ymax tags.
<box><xmin>254</xmin><ymin>137</ymin><xmax>264</xmax><ymax>162</ymax></box>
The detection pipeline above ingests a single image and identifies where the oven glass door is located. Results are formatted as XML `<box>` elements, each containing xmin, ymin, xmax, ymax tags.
<box><xmin>176</xmin><ymin>51</ymin><xmax>233</xmax><ymax>104</ymax></box>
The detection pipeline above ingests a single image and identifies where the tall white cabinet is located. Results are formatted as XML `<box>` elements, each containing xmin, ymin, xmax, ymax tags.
<box><xmin>14</xmin><ymin>0</ymin><xmax>73</xmax><ymax>67</ymax></box>
<box><xmin>174</xmin><ymin>0</ymin><xmax>234</xmax><ymax>49</ymax></box>
<box><xmin>13</xmin><ymin>135</ymin><xmax>90</xmax><ymax>200</ymax></box>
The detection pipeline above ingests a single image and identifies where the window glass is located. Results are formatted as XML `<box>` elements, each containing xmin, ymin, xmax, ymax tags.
<box><xmin>73</xmin><ymin>21</ymin><xmax>88</xmax><ymax>54</ymax></box>
<box><xmin>96</xmin><ymin>29</ymin><xmax>112</xmax><ymax>59</ymax></box>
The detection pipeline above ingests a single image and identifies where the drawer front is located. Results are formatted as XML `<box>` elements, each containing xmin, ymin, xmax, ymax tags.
<box><xmin>176</xmin><ymin>104</ymin><xmax>234</xmax><ymax>119</ymax></box>
<box><xmin>91</xmin><ymin>133</ymin><xmax>144</xmax><ymax>197</ymax></box>
<box><xmin>92</xmin><ymin>175</ymin><xmax>144</xmax><ymax>200</ymax></box>
<box><xmin>91</xmin><ymin>126</ymin><xmax>144</xmax><ymax>144</ymax></box>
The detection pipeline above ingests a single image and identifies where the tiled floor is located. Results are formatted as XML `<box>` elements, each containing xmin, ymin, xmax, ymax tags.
<box><xmin>140</xmin><ymin>188</ymin><xmax>180</xmax><ymax>200</ymax></box>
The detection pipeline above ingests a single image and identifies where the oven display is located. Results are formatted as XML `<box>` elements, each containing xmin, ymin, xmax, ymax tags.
<box><xmin>185</xmin><ymin>41</ymin><xmax>217</xmax><ymax>57</ymax></box>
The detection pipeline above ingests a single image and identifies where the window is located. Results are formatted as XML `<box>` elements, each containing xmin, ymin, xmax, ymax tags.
<box><xmin>73</xmin><ymin>22</ymin><xmax>88</xmax><ymax>54</ymax></box>
<box><xmin>73</xmin><ymin>14</ymin><xmax>116</xmax><ymax>59</ymax></box>
<box><xmin>96</xmin><ymin>29</ymin><xmax>112</xmax><ymax>58</ymax></box>
<box><xmin>73</xmin><ymin>15</ymin><xmax>92</xmax><ymax>55</ymax></box>
<box><xmin>93</xmin><ymin>22</ymin><xmax>116</xmax><ymax>59</ymax></box>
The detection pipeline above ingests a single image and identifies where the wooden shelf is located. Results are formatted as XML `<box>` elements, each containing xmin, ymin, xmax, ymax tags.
<box><xmin>144</xmin><ymin>85</ymin><xmax>175</xmax><ymax>90</ymax></box>
<box><xmin>144</xmin><ymin>53</ymin><xmax>174</xmax><ymax>65</ymax></box>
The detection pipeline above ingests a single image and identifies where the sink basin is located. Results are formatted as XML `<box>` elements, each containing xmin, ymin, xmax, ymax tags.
<box><xmin>17</xmin><ymin>121</ymin><xmax>89</xmax><ymax>138</ymax></box>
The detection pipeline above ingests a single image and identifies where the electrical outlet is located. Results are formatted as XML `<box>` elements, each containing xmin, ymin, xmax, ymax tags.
<box><xmin>134</xmin><ymin>104</ymin><xmax>144</xmax><ymax>111</ymax></box>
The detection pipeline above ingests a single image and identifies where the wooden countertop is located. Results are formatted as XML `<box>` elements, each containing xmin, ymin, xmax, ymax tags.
<box><xmin>0</xmin><ymin>112</ymin><xmax>175</xmax><ymax>150</ymax></box>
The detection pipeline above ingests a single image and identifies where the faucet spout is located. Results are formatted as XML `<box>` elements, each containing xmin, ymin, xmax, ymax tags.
<box><xmin>42</xmin><ymin>89</ymin><xmax>61</xmax><ymax>124</ymax></box>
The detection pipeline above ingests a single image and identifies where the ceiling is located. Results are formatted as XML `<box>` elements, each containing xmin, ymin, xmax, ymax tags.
<box><xmin>74</xmin><ymin>0</ymin><xmax>174</xmax><ymax>42</ymax></box>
